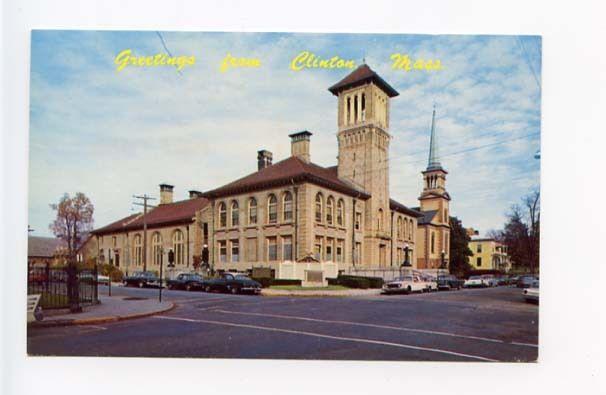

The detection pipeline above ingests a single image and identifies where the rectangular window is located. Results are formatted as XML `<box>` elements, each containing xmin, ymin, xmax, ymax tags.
<box><xmin>336</xmin><ymin>240</ymin><xmax>344</xmax><ymax>263</ymax></box>
<box><xmin>476</xmin><ymin>257</ymin><xmax>482</xmax><ymax>267</ymax></box>
<box><xmin>355</xmin><ymin>212</ymin><xmax>362</xmax><ymax>230</ymax></box>
<box><xmin>246</xmin><ymin>238</ymin><xmax>258</xmax><ymax>262</ymax></box>
<box><xmin>326</xmin><ymin>238</ymin><xmax>334</xmax><ymax>261</ymax></box>
<box><xmin>219</xmin><ymin>241</ymin><xmax>227</xmax><ymax>263</ymax></box>
<box><xmin>231</xmin><ymin>240</ymin><xmax>239</xmax><ymax>262</ymax></box>
<box><xmin>477</xmin><ymin>244</ymin><xmax>482</xmax><ymax>253</ymax></box>
<box><xmin>282</xmin><ymin>236</ymin><xmax>293</xmax><ymax>261</ymax></box>
<box><xmin>314</xmin><ymin>237</ymin><xmax>323</xmax><ymax>261</ymax></box>
<box><xmin>267</xmin><ymin>237</ymin><xmax>277</xmax><ymax>261</ymax></box>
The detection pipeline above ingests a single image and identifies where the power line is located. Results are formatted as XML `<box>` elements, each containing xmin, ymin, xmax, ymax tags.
<box><xmin>517</xmin><ymin>36</ymin><xmax>541</xmax><ymax>90</ymax></box>
<box><xmin>156</xmin><ymin>31</ymin><xmax>183</xmax><ymax>76</ymax></box>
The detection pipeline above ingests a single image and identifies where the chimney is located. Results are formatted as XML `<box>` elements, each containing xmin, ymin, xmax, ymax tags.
<box><xmin>289</xmin><ymin>130</ymin><xmax>312</xmax><ymax>162</ymax></box>
<box><xmin>257</xmin><ymin>150</ymin><xmax>273</xmax><ymax>170</ymax></box>
<box><xmin>159</xmin><ymin>183</ymin><xmax>174</xmax><ymax>204</ymax></box>
<box><xmin>189</xmin><ymin>190</ymin><xmax>203</xmax><ymax>199</ymax></box>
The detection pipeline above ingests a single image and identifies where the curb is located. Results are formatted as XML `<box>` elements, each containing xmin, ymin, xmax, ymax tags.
<box><xmin>28</xmin><ymin>302</ymin><xmax>176</xmax><ymax>328</ymax></box>
<box><xmin>260</xmin><ymin>289</ymin><xmax>383</xmax><ymax>297</ymax></box>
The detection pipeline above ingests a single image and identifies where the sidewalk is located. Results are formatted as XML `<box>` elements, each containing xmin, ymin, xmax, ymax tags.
<box><xmin>261</xmin><ymin>288</ymin><xmax>383</xmax><ymax>297</ymax></box>
<box><xmin>29</xmin><ymin>295</ymin><xmax>174</xmax><ymax>328</ymax></box>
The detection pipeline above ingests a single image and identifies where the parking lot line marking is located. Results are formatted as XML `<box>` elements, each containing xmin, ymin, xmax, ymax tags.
<box><xmin>154</xmin><ymin>316</ymin><xmax>498</xmax><ymax>362</ymax></box>
<box><xmin>210</xmin><ymin>309</ymin><xmax>538</xmax><ymax>348</ymax></box>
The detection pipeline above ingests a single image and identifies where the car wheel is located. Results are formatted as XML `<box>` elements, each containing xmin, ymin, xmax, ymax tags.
<box><xmin>204</xmin><ymin>285</ymin><xmax>211</xmax><ymax>293</ymax></box>
<box><xmin>186</xmin><ymin>284</ymin><xmax>192</xmax><ymax>292</ymax></box>
<box><xmin>138</xmin><ymin>281</ymin><xmax>144</xmax><ymax>288</ymax></box>
<box><xmin>230</xmin><ymin>287</ymin><xmax>239</xmax><ymax>295</ymax></box>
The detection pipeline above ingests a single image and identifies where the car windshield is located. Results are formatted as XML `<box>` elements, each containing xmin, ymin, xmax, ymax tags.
<box><xmin>469</xmin><ymin>276</ymin><xmax>481</xmax><ymax>280</ymax></box>
<box><xmin>235</xmin><ymin>275</ymin><xmax>250</xmax><ymax>280</ymax></box>
<box><xmin>395</xmin><ymin>276</ymin><xmax>413</xmax><ymax>281</ymax></box>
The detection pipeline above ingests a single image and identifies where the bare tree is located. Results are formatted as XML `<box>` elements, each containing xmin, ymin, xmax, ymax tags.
<box><xmin>49</xmin><ymin>192</ymin><xmax>94</xmax><ymax>259</ymax></box>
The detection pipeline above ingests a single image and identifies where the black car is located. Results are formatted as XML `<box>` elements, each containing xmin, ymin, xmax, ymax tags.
<box><xmin>517</xmin><ymin>275</ymin><xmax>539</xmax><ymax>288</ymax></box>
<box><xmin>166</xmin><ymin>273</ymin><xmax>205</xmax><ymax>291</ymax></box>
<box><xmin>437</xmin><ymin>275</ymin><xmax>464</xmax><ymax>290</ymax></box>
<box><xmin>204</xmin><ymin>273</ymin><xmax>262</xmax><ymax>294</ymax></box>
<box><xmin>123</xmin><ymin>271</ymin><xmax>161</xmax><ymax>288</ymax></box>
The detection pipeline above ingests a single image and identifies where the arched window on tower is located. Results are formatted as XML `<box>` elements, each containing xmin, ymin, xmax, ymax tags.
<box><xmin>361</xmin><ymin>93</ymin><xmax>366</xmax><ymax>121</ymax></box>
<box><xmin>377</xmin><ymin>208</ymin><xmax>384</xmax><ymax>231</ymax></box>
<box><xmin>354</xmin><ymin>95</ymin><xmax>359</xmax><ymax>122</ymax></box>
<box><xmin>431</xmin><ymin>232</ymin><xmax>435</xmax><ymax>254</ymax></box>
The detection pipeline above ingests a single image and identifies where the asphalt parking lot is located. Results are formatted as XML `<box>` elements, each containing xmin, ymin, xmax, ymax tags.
<box><xmin>27</xmin><ymin>285</ymin><xmax>538</xmax><ymax>362</ymax></box>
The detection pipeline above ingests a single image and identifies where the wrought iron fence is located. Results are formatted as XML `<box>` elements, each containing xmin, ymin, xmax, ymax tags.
<box><xmin>27</xmin><ymin>263</ymin><xmax>99</xmax><ymax>309</ymax></box>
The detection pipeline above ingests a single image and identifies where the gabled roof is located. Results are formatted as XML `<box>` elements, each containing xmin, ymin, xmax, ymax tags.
<box><xmin>389</xmin><ymin>199</ymin><xmax>424</xmax><ymax>218</ymax></box>
<box><xmin>28</xmin><ymin>236</ymin><xmax>66</xmax><ymax>258</ymax></box>
<box><xmin>91</xmin><ymin>198</ymin><xmax>209</xmax><ymax>235</ymax></box>
<box><xmin>202</xmin><ymin>156</ymin><xmax>370</xmax><ymax>199</ymax></box>
<box><xmin>328</xmin><ymin>64</ymin><xmax>399</xmax><ymax>97</ymax></box>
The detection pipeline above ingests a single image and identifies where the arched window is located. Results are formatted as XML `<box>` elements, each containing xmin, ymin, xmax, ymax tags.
<box><xmin>397</xmin><ymin>217</ymin><xmax>402</xmax><ymax>239</ymax></box>
<box><xmin>152</xmin><ymin>232</ymin><xmax>162</xmax><ymax>266</ymax></box>
<box><xmin>337</xmin><ymin>199</ymin><xmax>344</xmax><ymax>226</ymax></box>
<box><xmin>231</xmin><ymin>200</ymin><xmax>239</xmax><ymax>227</ymax></box>
<box><xmin>326</xmin><ymin>196</ymin><xmax>334</xmax><ymax>225</ymax></box>
<box><xmin>444</xmin><ymin>208</ymin><xmax>448</xmax><ymax>223</ymax></box>
<box><xmin>361</xmin><ymin>93</ymin><xmax>366</xmax><ymax>121</ymax></box>
<box><xmin>315</xmin><ymin>193</ymin><xmax>323</xmax><ymax>223</ymax></box>
<box><xmin>172</xmin><ymin>229</ymin><xmax>184</xmax><ymax>266</ymax></box>
<box><xmin>219</xmin><ymin>202</ymin><xmax>227</xmax><ymax>228</ymax></box>
<box><xmin>248</xmin><ymin>197</ymin><xmax>257</xmax><ymax>225</ymax></box>
<box><xmin>133</xmin><ymin>234</ymin><xmax>142</xmax><ymax>265</ymax></box>
<box><xmin>431</xmin><ymin>232</ymin><xmax>435</xmax><ymax>254</ymax></box>
<box><xmin>410</xmin><ymin>219</ymin><xmax>414</xmax><ymax>240</ymax></box>
<box><xmin>377</xmin><ymin>208</ymin><xmax>384</xmax><ymax>230</ymax></box>
<box><xmin>283</xmin><ymin>192</ymin><xmax>293</xmax><ymax>221</ymax></box>
<box><xmin>268</xmin><ymin>194</ymin><xmax>277</xmax><ymax>223</ymax></box>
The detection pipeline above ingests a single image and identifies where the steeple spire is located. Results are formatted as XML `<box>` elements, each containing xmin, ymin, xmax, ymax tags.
<box><xmin>427</xmin><ymin>104</ymin><xmax>442</xmax><ymax>170</ymax></box>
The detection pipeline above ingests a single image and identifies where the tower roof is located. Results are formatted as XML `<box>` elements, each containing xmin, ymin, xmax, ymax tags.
<box><xmin>328</xmin><ymin>64</ymin><xmax>399</xmax><ymax>97</ymax></box>
<box><xmin>427</xmin><ymin>105</ymin><xmax>444</xmax><ymax>171</ymax></box>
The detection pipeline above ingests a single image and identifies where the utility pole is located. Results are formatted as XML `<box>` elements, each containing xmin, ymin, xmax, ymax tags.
<box><xmin>133</xmin><ymin>194</ymin><xmax>156</xmax><ymax>272</ymax></box>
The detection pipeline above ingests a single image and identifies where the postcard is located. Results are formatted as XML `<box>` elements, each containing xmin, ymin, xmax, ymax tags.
<box><xmin>27</xmin><ymin>30</ymin><xmax>541</xmax><ymax>362</ymax></box>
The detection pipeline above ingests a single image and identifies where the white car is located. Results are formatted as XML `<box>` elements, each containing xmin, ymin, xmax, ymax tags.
<box><xmin>383</xmin><ymin>275</ymin><xmax>426</xmax><ymax>294</ymax></box>
<box><xmin>422</xmin><ymin>276</ymin><xmax>438</xmax><ymax>292</ymax></box>
<box><xmin>523</xmin><ymin>281</ymin><xmax>539</xmax><ymax>303</ymax></box>
<box><xmin>481</xmin><ymin>275</ymin><xmax>499</xmax><ymax>287</ymax></box>
<box><xmin>463</xmin><ymin>275</ymin><xmax>486</xmax><ymax>288</ymax></box>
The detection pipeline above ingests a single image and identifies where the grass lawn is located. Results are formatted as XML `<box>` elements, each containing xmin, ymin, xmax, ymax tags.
<box><xmin>268</xmin><ymin>285</ymin><xmax>351</xmax><ymax>291</ymax></box>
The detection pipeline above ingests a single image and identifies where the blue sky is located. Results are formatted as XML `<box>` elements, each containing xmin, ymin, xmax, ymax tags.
<box><xmin>29</xmin><ymin>31</ymin><xmax>541</xmax><ymax>237</ymax></box>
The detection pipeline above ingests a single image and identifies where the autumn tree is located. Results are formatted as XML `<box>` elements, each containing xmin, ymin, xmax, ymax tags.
<box><xmin>49</xmin><ymin>192</ymin><xmax>95</xmax><ymax>259</ymax></box>
<box><xmin>448</xmin><ymin>216</ymin><xmax>474</xmax><ymax>277</ymax></box>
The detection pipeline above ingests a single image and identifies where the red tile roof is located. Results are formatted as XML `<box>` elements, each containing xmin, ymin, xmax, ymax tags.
<box><xmin>328</xmin><ymin>64</ymin><xmax>399</xmax><ymax>97</ymax></box>
<box><xmin>91</xmin><ymin>198</ymin><xmax>209</xmax><ymax>235</ymax></box>
<box><xmin>203</xmin><ymin>156</ymin><xmax>370</xmax><ymax>199</ymax></box>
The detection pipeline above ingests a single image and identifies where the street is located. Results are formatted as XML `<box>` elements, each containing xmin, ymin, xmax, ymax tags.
<box><xmin>27</xmin><ymin>285</ymin><xmax>538</xmax><ymax>362</ymax></box>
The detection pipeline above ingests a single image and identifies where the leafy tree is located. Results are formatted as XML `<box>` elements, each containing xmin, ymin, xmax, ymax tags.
<box><xmin>448</xmin><ymin>216</ymin><xmax>473</xmax><ymax>277</ymax></box>
<box><xmin>49</xmin><ymin>192</ymin><xmax>94</xmax><ymax>259</ymax></box>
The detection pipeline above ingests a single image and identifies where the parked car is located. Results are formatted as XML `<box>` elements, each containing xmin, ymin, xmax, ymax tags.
<box><xmin>204</xmin><ymin>273</ymin><xmax>262</xmax><ymax>294</ymax></box>
<box><xmin>382</xmin><ymin>275</ymin><xmax>426</xmax><ymax>294</ymax></box>
<box><xmin>481</xmin><ymin>274</ymin><xmax>499</xmax><ymax>287</ymax></box>
<box><xmin>123</xmin><ymin>271</ymin><xmax>161</xmax><ymax>288</ymax></box>
<box><xmin>497</xmin><ymin>276</ymin><xmax>509</xmax><ymax>286</ymax></box>
<box><xmin>463</xmin><ymin>275</ymin><xmax>486</xmax><ymax>288</ymax></box>
<box><xmin>166</xmin><ymin>273</ymin><xmax>206</xmax><ymax>291</ymax></box>
<box><xmin>523</xmin><ymin>280</ymin><xmax>539</xmax><ymax>303</ymax></box>
<box><xmin>517</xmin><ymin>275</ymin><xmax>539</xmax><ymax>288</ymax></box>
<box><xmin>422</xmin><ymin>276</ymin><xmax>438</xmax><ymax>292</ymax></box>
<box><xmin>437</xmin><ymin>275</ymin><xmax>464</xmax><ymax>290</ymax></box>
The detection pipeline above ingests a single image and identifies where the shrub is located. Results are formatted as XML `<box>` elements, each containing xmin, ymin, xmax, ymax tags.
<box><xmin>335</xmin><ymin>275</ymin><xmax>383</xmax><ymax>289</ymax></box>
<box><xmin>270</xmin><ymin>279</ymin><xmax>302</xmax><ymax>286</ymax></box>
<box><xmin>252</xmin><ymin>277</ymin><xmax>272</xmax><ymax>288</ymax></box>
<box><xmin>97</xmin><ymin>264</ymin><xmax>124</xmax><ymax>282</ymax></box>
